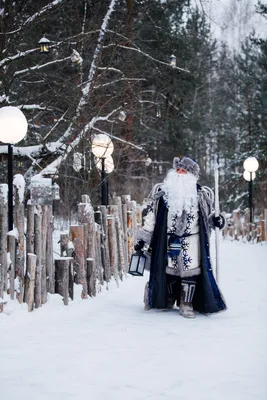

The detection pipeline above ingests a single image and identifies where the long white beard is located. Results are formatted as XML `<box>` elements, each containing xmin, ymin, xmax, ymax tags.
<box><xmin>162</xmin><ymin>169</ymin><xmax>198</xmax><ymax>217</ymax></box>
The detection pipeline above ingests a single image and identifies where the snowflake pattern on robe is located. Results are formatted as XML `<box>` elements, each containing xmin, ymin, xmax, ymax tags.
<box><xmin>169</xmin><ymin>208</ymin><xmax>195</xmax><ymax>270</ymax></box>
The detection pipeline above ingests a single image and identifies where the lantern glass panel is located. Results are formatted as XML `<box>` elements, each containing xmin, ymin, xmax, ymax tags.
<box><xmin>137</xmin><ymin>255</ymin><xmax>146</xmax><ymax>275</ymax></box>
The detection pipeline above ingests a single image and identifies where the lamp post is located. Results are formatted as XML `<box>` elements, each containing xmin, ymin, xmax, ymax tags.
<box><xmin>92</xmin><ymin>134</ymin><xmax>114</xmax><ymax>206</ymax></box>
<box><xmin>0</xmin><ymin>106</ymin><xmax>28</xmax><ymax>231</ymax></box>
<box><xmin>243</xmin><ymin>156</ymin><xmax>259</xmax><ymax>223</ymax></box>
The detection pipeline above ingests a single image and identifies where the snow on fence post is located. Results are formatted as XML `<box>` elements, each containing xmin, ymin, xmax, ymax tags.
<box><xmin>109</xmin><ymin>204</ymin><xmax>124</xmax><ymax>281</ymax></box>
<box><xmin>107</xmin><ymin>214</ymin><xmax>119</xmax><ymax>286</ymax></box>
<box><xmin>100</xmin><ymin>205</ymin><xmax>111</xmax><ymax>281</ymax></box>
<box><xmin>24</xmin><ymin>253</ymin><xmax>36</xmax><ymax>312</ymax></box>
<box><xmin>55</xmin><ymin>257</ymin><xmax>73</xmax><ymax>306</ymax></box>
<box><xmin>0</xmin><ymin>184</ymin><xmax>8</xmax><ymax>298</ymax></box>
<box><xmin>13</xmin><ymin>174</ymin><xmax>25</xmax><ymax>303</ymax></box>
<box><xmin>69</xmin><ymin>225</ymin><xmax>87</xmax><ymax>299</ymax></box>
<box><xmin>34</xmin><ymin>205</ymin><xmax>42</xmax><ymax>309</ymax></box>
<box><xmin>46</xmin><ymin>205</ymin><xmax>54</xmax><ymax>294</ymax></box>
<box><xmin>41</xmin><ymin>205</ymin><xmax>48</xmax><ymax>304</ymax></box>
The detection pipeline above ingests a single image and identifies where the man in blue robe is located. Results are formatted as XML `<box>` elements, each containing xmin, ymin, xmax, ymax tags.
<box><xmin>135</xmin><ymin>157</ymin><xmax>226</xmax><ymax>318</ymax></box>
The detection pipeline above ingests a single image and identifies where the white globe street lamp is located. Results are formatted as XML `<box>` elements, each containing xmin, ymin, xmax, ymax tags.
<box><xmin>91</xmin><ymin>134</ymin><xmax>114</xmax><ymax>206</ymax></box>
<box><xmin>243</xmin><ymin>156</ymin><xmax>259</xmax><ymax>224</ymax></box>
<box><xmin>243</xmin><ymin>156</ymin><xmax>259</xmax><ymax>173</ymax></box>
<box><xmin>0</xmin><ymin>106</ymin><xmax>28</xmax><ymax>230</ymax></box>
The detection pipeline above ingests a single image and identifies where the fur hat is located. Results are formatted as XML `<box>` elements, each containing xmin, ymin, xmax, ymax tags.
<box><xmin>173</xmin><ymin>157</ymin><xmax>200</xmax><ymax>178</ymax></box>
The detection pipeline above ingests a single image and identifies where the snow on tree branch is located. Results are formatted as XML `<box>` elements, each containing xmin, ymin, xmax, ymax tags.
<box><xmin>0</xmin><ymin>48</ymin><xmax>39</xmax><ymax>68</ymax></box>
<box><xmin>14</xmin><ymin>57</ymin><xmax>71</xmax><ymax>76</ymax></box>
<box><xmin>22</xmin><ymin>0</ymin><xmax>65</xmax><ymax>26</ymax></box>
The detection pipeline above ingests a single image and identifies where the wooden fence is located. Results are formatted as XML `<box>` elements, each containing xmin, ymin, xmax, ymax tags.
<box><xmin>0</xmin><ymin>184</ymin><xmax>142</xmax><ymax>312</ymax></box>
<box><xmin>223</xmin><ymin>208</ymin><xmax>267</xmax><ymax>242</ymax></box>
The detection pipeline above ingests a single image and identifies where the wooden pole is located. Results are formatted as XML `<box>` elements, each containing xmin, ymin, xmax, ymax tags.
<box><xmin>86</xmin><ymin>258</ymin><xmax>96</xmax><ymax>297</ymax></box>
<box><xmin>7</xmin><ymin>234</ymin><xmax>16</xmax><ymax>300</ymax></box>
<box><xmin>13</xmin><ymin>181</ymin><xmax>25</xmax><ymax>303</ymax></box>
<box><xmin>78</xmin><ymin>196</ymin><xmax>96</xmax><ymax>294</ymax></box>
<box><xmin>100</xmin><ymin>205</ymin><xmax>111</xmax><ymax>281</ymax></box>
<box><xmin>24</xmin><ymin>253</ymin><xmax>36</xmax><ymax>312</ymax></box>
<box><xmin>121</xmin><ymin>200</ymin><xmax>129</xmax><ymax>274</ymax></box>
<box><xmin>60</xmin><ymin>233</ymin><xmax>69</xmax><ymax>257</ymax></box>
<box><xmin>69</xmin><ymin>258</ymin><xmax>74</xmax><ymax>300</ymax></box>
<box><xmin>55</xmin><ymin>258</ymin><xmax>72</xmax><ymax>306</ymax></box>
<box><xmin>34</xmin><ymin>205</ymin><xmax>42</xmax><ymax>308</ymax></box>
<box><xmin>0</xmin><ymin>184</ymin><xmax>8</xmax><ymax>298</ymax></box>
<box><xmin>109</xmin><ymin>205</ymin><xmax>124</xmax><ymax>280</ymax></box>
<box><xmin>46</xmin><ymin>205</ymin><xmax>54</xmax><ymax>293</ymax></box>
<box><xmin>113</xmin><ymin>197</ymin><xmax>128</xmax><ymax>275</ymax></box>
<box><xmin>107</xmin><ymin>215</ymin><xmax>119</xmax><ymax>285</ymax></box>
<box><xmin>41</xmin><ymin>205</ymin><xmax>48</xmax><ymax>304</ymax></box>
<box><xmin>69</xmin><ymin>225</ymin><xmax>87</xmax><ymax>298</ymax></box>
<box><xmin>26</xmin><ymin>202</ymin><xmax>35</xmax><ymax>256</ymax></box>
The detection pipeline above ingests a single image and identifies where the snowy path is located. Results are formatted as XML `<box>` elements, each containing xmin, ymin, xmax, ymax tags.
<box><xmin>1</xmin><ymin>239</ymin><xmax>267</xmax><ymax>400</ymax></box>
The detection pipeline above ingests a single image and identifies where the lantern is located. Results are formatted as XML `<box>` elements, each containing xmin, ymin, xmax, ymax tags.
<box><xmin>128</xmin><ymin>250</ymin><xmax>146</xmax><ymax>276</ymax></box>
<box><xmin>38</xmin><ymin>36</ymin><xmax>50</xmax><ymax>53</ymax></box>
<box><xmin>170</xmin><ymin>54</ymin><xmax>176</xmax><ymax>67</ymax></box>
<box><xmin>243</xmin><ymin>157</ymin><xmax>259</xmax><ymax>173</ymax></box>
<box><xmin>52</xmin><ymin>182</ymin><xmax>60</xmax><ymax>200</ymax></box>
<box><xmin>119</xmin><ymin>110</ymin><xmax>127</xmax><ymax>121</ymax></box>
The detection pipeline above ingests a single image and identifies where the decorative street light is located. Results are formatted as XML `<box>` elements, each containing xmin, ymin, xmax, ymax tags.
<box><xmin>243</xmin><ymin>156</ymin><xmax>259</xmax><ymax>223</ymax></box>
<box><xmin>0</xmin><ymin>106</ymin><xmax>28</xmax><ymax>230</ymax></box>
<box><xmin>38</xmin><ymin>36</ymin><xmax>51</xmax><ymax>53</ymax></box>
<box><xmin>91</xmin><ymin>134</ymin><xmax>114</xmax><ymax>206</ymax></box>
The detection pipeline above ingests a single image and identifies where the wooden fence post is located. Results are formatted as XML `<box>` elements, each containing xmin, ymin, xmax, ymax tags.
<box><xmin>24</xmin><ymin>253</ymin><xmax>36</xmax><ymax>312</ymax></box>
<box><xmin>13</xmin><ymin>175</ymin><xmax>25</xmax><ymax>303</ymax></box>
<box><xmin>0</xmin><ymin>184</ymin><xmax>8</xmax><ymax>298</ymax></box>
<box><xmin>265</xmin><ymin>209</ymin><xmax>267</xmax><ymax>242</ymax></box>
<box><xmin>69</xmin><ymin>225</ymin><xmax>87</xmax><ymax>298</ymax></box>
<box><xmin>109</xmin><ymin>204</ymin><xmax>124</xmax><ymax>280</ymax></box>
<box><xmin>7</xmin><ymin>233</ymin><xmax>16</xmax><ymax>300</ymax></box>
<box><xmin>78</xmin><ymin>196</ymin><xmax>96</xmax><ymax>295</ymax></box>
<box><xmin>86</xmin><ymin>258</ymin><xmax>96</xmax><ymax>296</ymax></box>
<box><xmin>94</xmin><ymin>209</ymin><xmax>108</xmax><ymax>284</ymax></box>
<box><xmin>34</xmin><ymin>205</ymin><xmax>42</xmax><ymax>308</ymax></box>
<box><xmin>114</xmin><ymin>197</ymin><xmax>128</xmax><ymax>275</ymax></box>
<box><xmin>107</xmin><ymin>215</ymin><xmax>119</xmax><ymax>286</ymax></box>
<box><xmin>60</xmin><ymin>233</ymin><xmax>69</xmax><ymax>257</ymax></box>
<box><xmin>100</xmin><ymin>205</ymin><xmax>111</xmax><ymax>282</ymax></box>
<box><xmin>120</xmin><ymin>198</ymin><xmax>129</xmax><ymax>273</ymax></box>
<box><xmin>55</xmin><ymin>257</ymin><xmax>73</xmax><ymax>305</ymax></box>
<box><xmin>41</xmin><ymin>205</ymin><xmax>48</xmax><ymax>304</ymax></box>
<box><xmin>46</xmin><ymin>205</ymin><xmax>54</xmax><ymax>293</ymax></box>
<box><xmin>26</xmin><ymin>201</ymin><xmax>35</xmax><ymax>257</ymax></box>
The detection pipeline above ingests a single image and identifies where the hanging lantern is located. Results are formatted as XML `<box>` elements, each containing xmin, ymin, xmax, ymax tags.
<box><xmin>128</xmin><ymin>250</ymin><xmax>147</xmax><ymax>276</ymax></box>
<box><xmin>118</xmin><ymin>111</ymin><xmax>127</xmax><ymax>121</ymax></box>
<box><xmin>170</xmin><ymin>54</ymin><xmax>176</xmax><ymax>67</ymax></box>
<box><xmin>52</xmin><ymin>182</ymin><xmax>60</xmax><ymax>200</ymax></box>
<box><xmin>38</xmin><ymin>36</ymin><xmax>50</xmax><ymax>53</ymax></box>
<box><xmin>71</xmin><ymin>49</ymin><xmax>83</xmax><ymax>65</ymax></box>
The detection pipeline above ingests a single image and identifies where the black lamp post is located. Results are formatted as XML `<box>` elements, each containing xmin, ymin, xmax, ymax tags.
<box><xmin>0</xmin><ymin>106</ymin><xmax>28</xmax><ymax>231</ymax></box>
<box><xmin>243</xmin><ymin>157</ymin><xmax>259</xmax><ymax>224</ymax></box>
<box><xmin>92</xmin><ymin>134</ymin><xmax>114</xmax><ymax>206</ymax></box>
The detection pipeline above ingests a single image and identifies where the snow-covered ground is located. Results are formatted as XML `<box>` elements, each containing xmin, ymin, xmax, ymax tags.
<box><xmin>1</xmin><ymin>238</ymin><xmax>267</xmax><ymax>400</ymax></box>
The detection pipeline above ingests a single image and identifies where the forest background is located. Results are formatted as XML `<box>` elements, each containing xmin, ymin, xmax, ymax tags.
<box><xmin>0</xmin><ymin>0</ymin><xmax>267</xmax><ymax>219</ymax></box>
